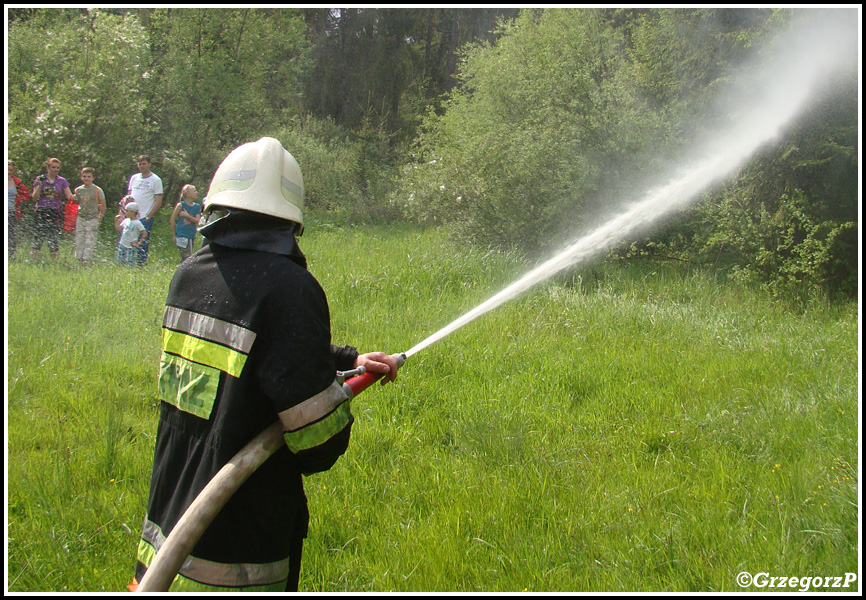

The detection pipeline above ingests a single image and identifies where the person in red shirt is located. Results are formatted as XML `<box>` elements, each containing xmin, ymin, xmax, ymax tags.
<box><xmin>7</xmin><ymin>160</ymin><xmax>31</xmax><ymax>260</ymax></box>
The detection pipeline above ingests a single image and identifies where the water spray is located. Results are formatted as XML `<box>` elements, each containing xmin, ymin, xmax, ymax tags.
<box><xmin>403</xmin><ymin>9</ymin><xmax>858</xmax><ymax>359</ymax></box>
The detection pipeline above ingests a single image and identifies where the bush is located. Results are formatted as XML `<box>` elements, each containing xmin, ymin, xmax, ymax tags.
<box><xmin>395</xmin><ymin>10</ymin><xmax>700</xmax><ymax>256</ymax></box>
<box><xmin>708</xmin><ymin>190</ymin><xmax>857</xmax><ymax>300</ymax></box>
<box><xmin>7</xmin><ymin>10</ymin><xmax>152</xmax><ymax>197</ymax></box>
<box><xmin>275</xmin><ymin>115</ymin><xmax>362</xmax><ymax>211</ymax></box>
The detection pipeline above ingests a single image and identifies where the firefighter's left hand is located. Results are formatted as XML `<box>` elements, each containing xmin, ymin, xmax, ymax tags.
<box><xmin>355</xmin><ymin>352</ymin><xmax>400</xmax><ymax>385</ymax></box>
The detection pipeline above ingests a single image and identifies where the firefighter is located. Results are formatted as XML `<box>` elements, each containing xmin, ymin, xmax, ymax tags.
<box><xmin>133</xmin><ymin>137</ymin><xmax>400</xmax><ymax>592</ymax></box>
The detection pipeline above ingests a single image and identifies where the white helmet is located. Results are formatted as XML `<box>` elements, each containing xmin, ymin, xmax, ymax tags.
<box><xmin>205</xmin><ymin>137</ymin><xmax>305</xmax><ymax>233</ymax></box>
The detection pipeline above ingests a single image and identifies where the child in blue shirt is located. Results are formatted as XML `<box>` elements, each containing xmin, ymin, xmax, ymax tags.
<box><xmin>169</xmin><ymin>184</ymin><xmax>202</xmax><ymax>262</ymax></box>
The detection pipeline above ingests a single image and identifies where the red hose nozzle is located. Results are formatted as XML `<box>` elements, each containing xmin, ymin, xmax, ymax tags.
<box><xmin>342</xmin><ymin>352</ymin><xmax>406</xmax><ymax>398</ymax></box>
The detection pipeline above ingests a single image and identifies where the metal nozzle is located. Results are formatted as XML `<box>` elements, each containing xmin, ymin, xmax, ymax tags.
<box><xmin>336</xmin><ymin>366</ymin><xmax>366</xmax><ymax>384</ymax></box>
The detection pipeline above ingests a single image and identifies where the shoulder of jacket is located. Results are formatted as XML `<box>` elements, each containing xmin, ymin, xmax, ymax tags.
<box><xmin>263</xmin><ymin>256</ymin><xmax>324</xmax><ymax>295</ymax></box>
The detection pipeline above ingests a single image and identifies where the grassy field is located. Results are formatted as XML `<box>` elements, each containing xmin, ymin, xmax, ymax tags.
<box><xmin>6</xmin><ymin>214</ymin><xmax>860</xmax><ymax>592</ymax></box>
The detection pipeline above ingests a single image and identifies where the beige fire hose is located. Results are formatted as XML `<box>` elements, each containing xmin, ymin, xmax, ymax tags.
<box><xmin>134</xmin><ymin>421</ymin><xmax>284</xmax><ymax>592</ymax></box>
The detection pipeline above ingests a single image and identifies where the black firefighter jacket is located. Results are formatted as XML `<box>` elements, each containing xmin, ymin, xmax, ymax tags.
<box><xmin>135</xmin><ymin>221</ymin><xmax>359</xmax><ymax>592</ymax></box>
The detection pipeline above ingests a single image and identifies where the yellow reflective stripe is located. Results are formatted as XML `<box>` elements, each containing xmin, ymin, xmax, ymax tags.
<box><xmin>280</xmin><ymin>175</ymin><xmax>304</xmax><ymax>206</ymax></box>
<box><xmin>209</xmin><ymin>169</ymin><xmax>256</xmax><ymax>195</ymax></box>
<box><xmin>283</xmin><ymin>400</ymin><xmax>352</xmax><ymax>453</ymax></box>
<box><xmin>139</xmin><ymin>552</ymin><xmax>286</xmax><ymax>593</ymax></box>
<box><xmin>159</xmin><ymin>352</ymin><xmax>220</xmax><ymax>419</ymax></box>
<box><xmin>137</xmin><ymin>537</ymin><xmax>156</xmax><ymax>568</ymax></box>
<box><xmin>163</xmin><ymin>306</ymin><xmax>256</xmax><ymax>354</ymax></box>
<box><xmin>162</xmin><ymin>329</ymin><xmax>248</xmax><ymax>378</ymax></box>
<box><xmin>138</xmin><ymin>519</ymin><xmax>289</xmax><ymax>591</ymax></box>
<box><xmin>170</xmin><ymin>575</ymin><xmax>286</xmax><ymax>593</ymax></box>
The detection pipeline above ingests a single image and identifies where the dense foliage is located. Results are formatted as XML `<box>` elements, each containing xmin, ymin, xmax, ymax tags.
<box><xmin>7</xmin><ymin>7</ymin><xmax>858</xmax><ymax>299</ymax></box>
<box><xmin>8</xmin><ymin>9</ymin><xmax>151</xmax><ymax>197</ymax></box>
<box><xmin>398</xmin><ymin>8</ymin><xmax>858</xmax><ymax>299</ymax></box>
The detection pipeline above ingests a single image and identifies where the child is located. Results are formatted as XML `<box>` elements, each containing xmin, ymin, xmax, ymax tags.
<box><xmin>169</xmin><ymin>184</ymin><xmax>203</xmax><ymax>262</ymax></box>
<box><xmin>115</xmin><ymin>194</ymin><xmax>135</xmax><ymax>243</ymax></box>
<box><xmin>114</xmin><ymin>202</ymin><xmax>148</xmax><ymax>266</ymax></box>
<box><xmin>72</xmin><ymin>167</ymin><xmax>106</xmax><ymax>264</ymax></box>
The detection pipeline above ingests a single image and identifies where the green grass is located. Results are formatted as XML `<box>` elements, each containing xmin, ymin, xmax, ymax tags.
<box><xmin>6</xmin><ymin>215</ymin><xmax>859</xmax><ymax>592</ymax></box>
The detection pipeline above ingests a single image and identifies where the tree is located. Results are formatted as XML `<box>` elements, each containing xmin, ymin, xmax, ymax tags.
<box><xmin>8</xmin><ymin>8</ymin><xmax>151</xmax><ymax>196</ymax></box>
<box><xmin>686</xmin><ymin>76</ymin><xmax>859</xmax><ymax>299</ymax></box>
<box><xmin>399</xmin><ymin>7</ymin><xmax>857</xmax><ymax>299</ymax></box>
<box><xmin>300</xmin><ymin>8</ymin><xmax>519</xmax><ymax>143</ymax></box>
<box><xmin>625</xmin><ymin>8</ymin><xmax>859</xmax><ymax>299</ymax></box>
<box><xmin>399</xmin><ymin>9</ymin><xmax>658</xmax><ymax>254</ymax></box>
<box><xmin>138</xmin><ymin>8</ymin><xmax>310</xmax><ymax>200</ymax></box>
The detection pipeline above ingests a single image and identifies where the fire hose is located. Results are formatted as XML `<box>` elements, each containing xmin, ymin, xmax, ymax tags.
<box><xmin>134</xmin><ymin>353</ymin><xmax>406</xmax><ymax>593</ymax></box>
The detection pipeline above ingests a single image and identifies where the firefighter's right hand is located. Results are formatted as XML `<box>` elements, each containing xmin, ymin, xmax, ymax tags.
<box><xmin>354</xmin><ymin>352</ymin><xmax>400</xmax><ymax>384</ymax></box>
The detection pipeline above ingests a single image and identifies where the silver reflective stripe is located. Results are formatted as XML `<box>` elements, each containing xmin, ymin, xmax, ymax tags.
<box><xmin>163</xmin><ymin>306</ymin><xmax>256</xmax><ymax>354</ymax></box>
<box><xmin>141</xmin><ymin>517</ymin><xmax>166</xmax><ymax>550</ymax></box>
<box><xmin>281</xmin><ymin>176</ymin><xmax>303</xmax><ymax>200</ymax></box>
<box><xmin>279</xmin><ymin>381</ymin><xmax>348</xmax><ymax>431</ymax></box>
<box><xmin>180</xmin><ymin>552</ymin><xmax>290</xmax><ymax>587</ymax></box>
<box><xmin>219</xmin><ymin>169</ymin><xmax>257</xmax><ymax>182</ymax></box>
<box><xmin>141</xmin><ymin>518</ymin><xmax>290</xmax><ymax>587</ymax></box>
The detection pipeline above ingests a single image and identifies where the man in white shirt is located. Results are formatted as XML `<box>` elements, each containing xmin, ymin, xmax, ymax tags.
<box><xmin>127</xmin><ymin>154</ymin><xmax>163</xmax><ymax>265</ymax></box>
